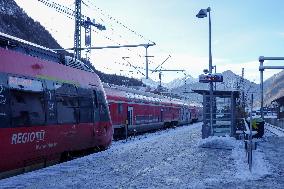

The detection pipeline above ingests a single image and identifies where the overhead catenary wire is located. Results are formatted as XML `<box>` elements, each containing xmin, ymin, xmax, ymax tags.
<box><xmin>36</xmin><ymin>0</ymin><xmax>151</xmax><ymax>57</ymax></box>
<box><xmin>83</xmin><ymin>0</ymin><xmax>155</xmax><ymax>44</ymax></box>
<box><xmin>36</xmin><ymin>0</ymin><xmax>169</xmax><ymax>80</ymax></box>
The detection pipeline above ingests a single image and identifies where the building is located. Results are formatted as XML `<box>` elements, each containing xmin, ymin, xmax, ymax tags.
<box><xmin>273</xmin><ymin>96</ymin><xmax>284</xmax><ymax>128</ymax></box>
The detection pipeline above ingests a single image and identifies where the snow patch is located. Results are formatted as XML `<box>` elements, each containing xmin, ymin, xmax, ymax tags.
<box><xmin>232</xmin><ymin>145</ymin><xmax>270</xmax><ymax>180</ymax></box>
<box><xmin>198</xmin><ymin>135</ymin><xmax>238</xmax><ymax>150</ymax></box>
<box><xmin>198</xmin><ymin>135</ymin><xmax>271</xmax><ymax>181</ymax></box>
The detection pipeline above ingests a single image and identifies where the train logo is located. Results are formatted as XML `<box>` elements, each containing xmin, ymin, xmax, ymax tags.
<box><xmin>11</xmin><ymin>130</ymin><xmax>45</xmax><ymax>145</ymax></box>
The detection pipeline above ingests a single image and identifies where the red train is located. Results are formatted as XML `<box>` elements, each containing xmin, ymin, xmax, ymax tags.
<box><xmin>105</xmin><ymin>85</ymin><xmax>202</xmax><ymax>138</ymax></box>
<box><xmin>0</xmin><ymin>32</ymin><xmax>202</xmax><ymax>178</ymax></box>
<box><xmin>0</xmin><ymin>33</ymin><xmax>112</xmax><ymax>178</ymax></box>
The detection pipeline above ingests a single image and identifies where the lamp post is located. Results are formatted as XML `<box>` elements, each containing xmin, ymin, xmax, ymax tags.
<box><xmin>213</xmin><ymin>65</ymin><xmax>217</xmax><ymax>90</ymax></box>
<box><xmin>196</xmin><ymin>7</ymin><xmax>214</xmax><ymax>135</ymax></box>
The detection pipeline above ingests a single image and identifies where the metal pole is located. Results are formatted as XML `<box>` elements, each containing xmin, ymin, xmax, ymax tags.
<box><xmin>249</xmin><ymin>93</ymin><xmax>253</xmax><ymax>171</ymax></box>
<box><xmin>125</xmin><ymin>123</ymin><xmax>128</xmax><ymax>142</ymax></box>
<box><xmin>214</xmin><ymin>65</ymin><xmax>216</xmax><ymax>90</ymax></box>
<box><xmin>145</xmin><ymin>46</ymin><xmax>149</xmax><ymax>79</ymax></box>
<box><xmin>242</xmin><ymin>68</ymin><xmax>245</xmax><ymax>109</ymax></box>
<box><xmin>208</xmin><ymin>7</ymin><xmax>214</xmax><ymax>135</ymax></box>
<box><xmin>260</xmin><ymin>61</ymin><xmax>264</xmax><ymax>119</ymax></box>
<box><xmin>74</xmin><ymin>0</ymin><xmax>82</xmax><ymax>59</ymax></box>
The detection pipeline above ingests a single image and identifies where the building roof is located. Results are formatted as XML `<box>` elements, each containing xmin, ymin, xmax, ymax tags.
<box><xmin>272</xmin><ymin>95</ymin><xmax>284</xmax><ymax>104</ymax></box>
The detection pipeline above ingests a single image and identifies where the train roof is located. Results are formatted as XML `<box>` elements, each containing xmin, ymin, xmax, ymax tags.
<box><xmin>0</xmin><ymin>32</ymin><xmax>94</xmax><ymax>73</ymax></box>
<box><xmin>0</xmin><ymin>31</ymin><xmax>57</xmax><ymax>54</ymax></box>
<box><xmin>104</xmin><ymin>84</ymin><xmax>191</xmax><ymax>107</ymax></box>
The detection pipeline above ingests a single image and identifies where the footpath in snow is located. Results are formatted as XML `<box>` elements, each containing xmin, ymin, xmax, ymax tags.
<box><xmin>0</xmin><ymin>122</ymin><xmax>284</xmax><ymax>189</ymax></box>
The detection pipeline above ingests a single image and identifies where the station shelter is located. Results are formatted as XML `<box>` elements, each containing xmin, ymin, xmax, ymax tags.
<box><xmin>193</xmin><ymin>90</ymin><xmax>240</xmax><ymax>138</ymax></box>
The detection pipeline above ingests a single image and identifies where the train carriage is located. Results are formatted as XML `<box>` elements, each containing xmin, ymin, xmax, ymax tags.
<box><xmin>0</xmin><ymin>32</ymin><xmax>112</xmax><ymax>178</ymax></box>
<box><xmin>105</xmin><ymin>85</ymin><xmax>196</xmax><ymax>138</ymax></box>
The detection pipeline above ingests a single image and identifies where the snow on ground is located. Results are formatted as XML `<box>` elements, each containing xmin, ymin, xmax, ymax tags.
<box><xmin>1</xmin><ymin>122</ymin><xmax>284</xmax><ymax>189</ymax></box>
<box><xmin>198</xmin><ymin>135</ymin><xmax>270</xmax><ymax>180</ymax></box>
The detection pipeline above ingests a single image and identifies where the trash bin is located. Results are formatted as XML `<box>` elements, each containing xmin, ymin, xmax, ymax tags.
<box><xmin>252</xmin><ymin>118</ymin><xmax>264</xmax><ymax>138</ymax></box>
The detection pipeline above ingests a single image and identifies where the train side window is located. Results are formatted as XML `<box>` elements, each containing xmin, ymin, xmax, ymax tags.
<box><xmin>9</xmin><ymin>76</ymin><xmax>45</xmax><ymax>127</ymax></box>
<box><xmin>79</xmin><ymin>97</ymin><xmax>93</xmax><ymax>123</ymax></box>
<box><xmin>55</xmin><ymin>83</ymin><xmax>79</xmax><ymax>124</ymax></box>
<box><xmin>118</xmin><ymin>103</ymin><xmax>123</xmax><ymax>114</ymax></box>
<box><xmin>55</xmin><ymin>83</ymin><xmax>77</xmax><ymax>96</ymax></box>
<box><xmin>93</xmin><ymin>90</ymin><xmax>98</xmax><ymax>108</ymax></box>
<box><xmin>78</xmin><ymin>87</ymin><xmax>93</xmax><ymax>123</ymax></box>
<box><xmin>0</xmin><ymin>73</ymin><xmax>10</xmax><ymax>128</ymax></box>
<box><xmin>57</xmin><ymin>96</ymin><xmax>78</xmax><ymax>124</ymax></box>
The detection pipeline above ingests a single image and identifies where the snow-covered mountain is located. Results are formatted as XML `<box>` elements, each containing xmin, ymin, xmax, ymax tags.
<box><xmin>142</xmin><ymin>69</ymin><xmax>284</xmax><ymax>106</ymax></box>
<box><xmin>163</xmin><ymin>75</ymin><xmax>198</xmax><ymax>89</ymax></box>
<box><xmin>141</xmin><ymin>78</ymin><xmax>160</xmax><ymax>88</ymax></box>
<box><xmin>142</xmin><ymin>74</ymin><xmax>197</xmax><ymax>89</ymax></box>
<box><xmin>164</xmin><ymin>70</ymin><xmax>259</xmax><ymax>104</ymax></box>
<box><xmin>172</xmin><ymin>70</ymin><xmax>284</xmax><ymax>106</ymax></box>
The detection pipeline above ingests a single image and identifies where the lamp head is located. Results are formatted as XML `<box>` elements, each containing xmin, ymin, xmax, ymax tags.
<box><xmin>196</xmin><ymin>9</ymin><xmax>208</xmax><ymax>18</ymax></box>
<box><xmin>203</xmin><ymin>69</ymin><xmax>209</xmax><ymax>74</ymax></box>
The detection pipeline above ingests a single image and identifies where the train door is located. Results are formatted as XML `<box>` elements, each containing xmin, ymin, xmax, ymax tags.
<box><xmin>93</xmin><ymin>90</ymin><xmax>99</xmax><ymax>122</ymax></box>
<box><xmin>127</xmin><ymin>107</ymin><xmax>133</xmax><ymax>125</ymax></box>
<box><xmin>188</xmin><ymin>110</ymin><xmax>191</xmax><ymax>122</ymax></box>
<box><xmin>160</xmin><ymin>108</ymin><xmax>163</xmax><ymax>122</ymax></box>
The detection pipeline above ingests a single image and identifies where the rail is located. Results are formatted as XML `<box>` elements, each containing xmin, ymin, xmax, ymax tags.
<box><xmin>265</xmin><ymin>123</ymin><xmax>284</xmax><ymax>137</ymax></box>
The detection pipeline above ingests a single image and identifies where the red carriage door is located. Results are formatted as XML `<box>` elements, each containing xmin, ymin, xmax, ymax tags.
<box><xmin>160</xmin><ymin>108</ymin><xmax>164</xmax><ymax>122</ymax></box>
<box><xmin>127</xmin><ymin>107</ymin><xmax>133</xmax><ymax>125</ymax></box>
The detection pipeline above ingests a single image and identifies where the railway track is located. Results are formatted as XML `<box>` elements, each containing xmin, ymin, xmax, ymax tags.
<box><xmin>265</xmin><ymin>123</ymin><xmax>284</xmax><ymax>137</ymax></box>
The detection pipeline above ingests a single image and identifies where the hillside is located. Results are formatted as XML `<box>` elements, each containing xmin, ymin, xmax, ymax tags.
<box><xmin>0</xmin><ymin>0</ymin><xmax>144</xmax><ymax>87</ymax></box>
<box><xmin>263</xmin><ymin>70</ymin><xmax>284</xmax><ymax>104</ymax></box>
<box><xmin>0</xmin><ymin>0</ymin><xmax>61</xmax><ymax>49</ymax></box>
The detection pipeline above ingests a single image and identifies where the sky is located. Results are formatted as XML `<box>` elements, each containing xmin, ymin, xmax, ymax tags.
<box><xmin>14</xmin><ymin>0</ymin><xmax>284</xmax><ymax>83</ymax></box>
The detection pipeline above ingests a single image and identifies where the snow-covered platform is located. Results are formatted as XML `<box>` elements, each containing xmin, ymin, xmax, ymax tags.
<box><xmin>0</xmin><ymin>123</ymin><xmax>284</xmax><ymax>189</ymax></box>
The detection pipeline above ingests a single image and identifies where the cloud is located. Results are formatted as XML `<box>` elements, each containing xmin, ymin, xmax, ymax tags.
<box><xmin>277</xmin><ymin>32</ymin><xmax>284</xmax><ymax>37</ymax></box>
<box><xmin>213</xmin><ymin>39</ymin><xmax>220</xmax><ymax>45</ymax></box>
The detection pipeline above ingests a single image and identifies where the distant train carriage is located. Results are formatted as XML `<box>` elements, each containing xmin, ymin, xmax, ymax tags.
<box><xmin>105</xmin><ymin>85</ymin><xmax>197</xmax><ymax>138</ymax></box>
<box><xmin>0</xmin><ymin>32</ymin><xmax>112</xmax><ymax>178</ymax></box>
<box><xmin>190</xmin><ymin>105</ymin><xmax>203</xmax><ymax>122</ymax></box>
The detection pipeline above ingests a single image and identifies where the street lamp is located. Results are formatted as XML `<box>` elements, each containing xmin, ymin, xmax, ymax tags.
<box><xmin>196</xmin><ymin>7</ymin><xmax>212</xmax><ymax>77</ymax></box>
<box><xmin>196</xmin><ymin>7</ymin><xmax>214</xmax><ymax>135</ymax></box>
<box><xmin>213</xmin><ymin>65</ymin><xmax>217</xmax><ymax>90</ymax></box>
